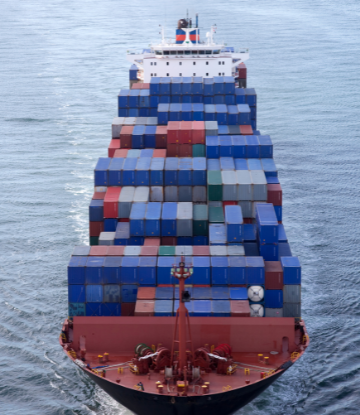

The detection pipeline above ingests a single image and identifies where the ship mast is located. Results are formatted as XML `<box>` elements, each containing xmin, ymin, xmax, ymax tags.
<box><xmin>171</xmin><ymin>256</ymin><xmax>194</xmax><ymax>378</ymax></box>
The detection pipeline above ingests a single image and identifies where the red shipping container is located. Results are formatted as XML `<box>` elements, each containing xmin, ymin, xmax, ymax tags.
<box><xmin>238</xmin><ymin>63</ymin><xmax>247</xmax><ymax>79</ymax></box>
<box><xmin>119</xmin><ymin>218</ymin><xmax>130</xmax><ymax>222</ymax></box>
<box><xmin>230</xmin><ymin>300</ymin><xmax>251</xmax><ymax>317</ymax></box>
<box><xmin>114</xmin><ymin>149</ymin><xmax>128</xmax><ymax>158</ymax></box>
<box><xmin>192</xmin><ymin>246</ymin><xmax>210</xmax><ymax>256</ymax></box>
<box><xmin>107</xmin><ymin>246</ymin><xmax>125</xmax><ymax>256</ymax></box>
<box><xmin>243</xmin><ymin>218</ymin><xmax>254</xmax><ymax>224</ymax></box>
<box><xmin>103</xmin><ymin>187</ymin><xmax>122</xmax><ymax>218</ymax></box>
<box><xmin>89</xmin><ymin>246</ymin><xmax>108</xmax><ymax>256</ymax></box>
<box><xmin>131</xmin><ymin>83</ymin><xmax>141</xmax><ymax>89</ymax></box>
<box><xmin>144</xmin><ymin>237</ymin><xmax>161</xmax><ymax>246</ymax></box>
<box><xmin>265</xmin><ymin>261</ymin><xmax>283</xmax><ymax>290</ymax></box>
<box><xmin>92</xmin><ymin>192</ymin><xmax>105</xmax><ymax>200</ymax></box>
<box><xmin>192</xmin><ymin>121</ymin><xmax>205</xmax><ymax>144</ymax></box>
<box><xmin>108</xmin><ymin>139</ymin><xmax>120</xmax><ymax>157</ymax></box>
<box><xmin>167</xmin><ymin>121</ymin><xmax>180</xmax><ymax>144</ymax></box>
<box><xmin>179</xmin><ymin>121</ymin><xmax>193</xmax><ymax>144</ymax></box>
<box><xmin>179</xmin><ymin>144</ymin><xmax>192</xmax><ymax>157</ymax></box>
<box><xmin>140</xmin><ymin>246</ymin><xmax>159</xmax><ymax>256</ymax></box>
<box><xmin>158</xmin><ymin>284</ymin><xmax>173</xmax><ymax>287</ymax></box>
<box><xmin>121</xmin><ymin>303</ymin><xmax>136</xmax><ymax>316</ymax></box>
<box><xmin>192</xmin><ymin>284</ymin><xmax>211</xmax><ymax>288</ymax></box>
<box><xmin>155</xmin><ymin>126</ymin><xmax>167</xmax><ymax>149</ymax></box>
<box><xmin>137</xmin><ymin>287</ymin><xmax>156</xmax><ymax>300</ymax></box>
<box><xmin>267</xmin><ymin>183</ymin><xmax>282</xmax><ymax>206</ymax></box>
<box><xmin>167</xmin><ymin>143</ymin><xmax>179</xmax><ymax>157</ymax></box>
<box><xmin>161</xmin><ymin>237</ymin><xmax>177</xmax><ymax>246</ymax></box>
<box><xmin>153</xmin><ymin>149</ymin><xmax>167</xmax><ymax>158</ymax></box>
<box><xmin>142</xmin><ymin>83</ymin><xmax>150</xmax><ymax>89</ymax></box>
<box><xmin>89</xmin><ymin>221</ymin><xmax>104</xmax><ymax>237</ymax></box>
<box><xmin>120</xmin><ymin>126</ymin><xmax>133</xmax><ymax>148</ymax></box>
<box><xmin>222</xmin><ymin>201</ymin><xmax>236</xmax><ymax>213</ymax></box>
<box><xmin>135</xmin><ymin>300</ymin><xmax>155</xmax><ymax>316</ymax></box>
<box><xmin>240</xmin><ymin>125</ymin><xmax>253</xmax><ymax>135</ymax></box>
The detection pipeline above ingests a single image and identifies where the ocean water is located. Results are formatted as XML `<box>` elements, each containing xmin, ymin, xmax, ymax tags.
<box><xmin>1</xmin><ymin>0</ymin><xmax>360</xmax><ymax>413</ymax></box>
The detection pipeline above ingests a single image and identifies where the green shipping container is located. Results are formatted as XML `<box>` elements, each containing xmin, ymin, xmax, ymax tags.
<box><xmin>158</xmin><ymin>246</ymin><xmax>176</xmax><ymax>256</ymax></box>
<box><xmin>69</xmin><ymin>303</ymin><xmax>86</xmax><ymax>317</ymax></box>
<box><xmin>193</xmin><ymin>204</ymin><xmax>209</xmax><ymax>236</ymax></box>
<box><xmin>209</xmin><ymin>206</ymin><xmax>225</xmax><ymax>223</ymax></box>
<box><xmin>192</xmin><ymin>144</ymin><xmax>205</xmax><ymax>157</ymax></box>
<box><xmin>207</xmin><ymin>171</ymin><xmax>222</xmax><ymax>201</ymax></box>
<box><xmin>90</xmin><ymin>236</ymin><xmax>99</xmax><ymax>246</ymax></box>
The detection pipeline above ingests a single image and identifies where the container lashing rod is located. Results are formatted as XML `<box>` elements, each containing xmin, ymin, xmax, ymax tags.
<box><xmin>171</xmin><ymin>256</ymin><xmax>194</xmax><ymax>378</ymax></box>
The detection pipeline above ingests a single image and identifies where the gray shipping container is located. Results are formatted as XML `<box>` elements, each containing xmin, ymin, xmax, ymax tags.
<box><xmin>165</xmin><ymin>186</ymin><xmax>178</xmax><ymax>202</ymax></box>
<box><xmin>176</xmin><ymin>202</ymin><xmax>193</xmax><ymax>236</ymax></box>
<box><xmin>283</xmin><ymin>303</ymin><xmax>301</xmax><ymax>318</ymax></box>
<box><xmin>146</xmin><ymin>117</ymin><xmax>158</xmax><ymax>125</ymax></box>
<box><xmin>283</xmin><ymin>285</ymin><xmax>301</xmax><ymax>303</ymax></box>
<box><xmin>209</xmin><ymin>201</ymin><xmax>222</xmax><ymax>207</ymax></box>
<box><xmin>99</xmin><ymin>232</ymin><xmax>115</xmax><ymax>246</ymax></box>
<box><xmin>175</xmin><ymin>246</ymin><xmax>193</xmax><ymax>256</ymax></box>
<box><xmin>192</xmin><ymin>186</ymin><xmax>207</xmax><ymax>202</ymax></box>
<box><xmin>250</xmin><ymin>170</ymin><xmax>267</xmax><ymax>201</ymax></box>
<box><xmin>135</xmin><ymin>117</ymin><xmax>147</xmax><ymax>125</ymax></box>
<box><xmin>134</xmin><ymin>186</ymin><xmax>150</xmax><ymax>203</ymax></box>
<box><xmin>72</xmin><ymin>246</ymin><xmax>91</xmax><ymax>256</ymax></box>
<box><xmin>227</xmin><ymin>245</ymin><xmax>245</xmax><ymax>256</ymax></box>
<box><xmin>179</xmin><ymin>186</ymin><xmax>192</xmax><ymax>202</ymax></box>
<box><xmin>265</xmin><ymin>308</ymin><xmax>283</xmax><ymax>317</ymax></box>
<box><xmin>118</xmin><ymin>186</ymin><xmax>135</xmax><ymax>218</ymax></box>
<box><xmin>205</xmin><ymin>121</ymin><xmax>218</xmax><ymax>136</ymax></box>
<box><xmin>236</xmin><ymin>170</ymin><xmax>252</xmax><ymax>201</ymax></box>
<box><xmin>210</xmin><ymin>245</ymin><xmax>227</xmax><ymax>256</ymax></box>
<box><xmin>112</xmin><ymin>117</ymin><xmax>125</xmax><ymax>138</ymax></box>
<box><xmin>222</xmin><ymin>171</ymin><xmax>237</xmax><ymax>201</ymax></box>
<box><xmin>238</xmin><ymin>201</ymin><xmax>252</xmax><ymax>218</ymax></box>
<box><xmin>150</xmin><ymin>186</ymin><xmax>164</xmax><ymax>202</ymax></box>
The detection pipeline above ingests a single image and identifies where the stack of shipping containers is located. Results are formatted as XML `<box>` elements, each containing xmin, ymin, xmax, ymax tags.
<box><xmin>68</xmin><ymin>68</ymin><xmax>301</xmax><ymax>321</ymax></box>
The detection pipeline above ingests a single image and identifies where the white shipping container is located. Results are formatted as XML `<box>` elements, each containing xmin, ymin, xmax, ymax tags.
<box><xmin>175</xmin><ymin>246</ymin><xmax>193</xmax><ymax>256</ymax></box>
<box><xmin>227</xmin><ymin>245</ymin><xmax>245</xmax><ymax>256</ymax></box>
<box><xmin>221</xmin><ymin>170</ymin><xmax>237</xmax><ymax>201</ymax></box>
<box><xmin>112</xmin><ymin>117</ymin><xmax>125</xmax><ymax>138</ymax></box>
<box><xmin>134</xmin><ymin>186</ymin><xmax>150</xmax><ymax>203</ymax></box>
<box><xmin>236</xmin><ymin>170</ymin><xmax>252</xmax><ymax>201</ymax></box>
<box><xmin>118</xmin><ymin>186</ymin><xmax>135</xmax><ymax>218</ymax></box>
<box><xmin>176</xmin><ymin>202</ymin><xmax>193</xmax><ymax>236</ymax></box>
<box><xmin>209</xmin><ymin>245</ymin><xmax>227</xmax><ymax>256</ymax></box>
<box><xmin>250</xmin><ymin>170</ymin><xmax>267</xmax><ymax>201</ymax></box>
<box><xmin>99</xmin><ymin>232</ymin><xmax>116</xmax><ymax>246</ymax></box>
<box><xmin>124</xmin><ymin>246</ymin><xmax>142</xmax><ymax>256</ymax></box>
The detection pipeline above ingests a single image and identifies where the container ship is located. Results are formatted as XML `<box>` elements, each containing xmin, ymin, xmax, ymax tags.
<box><xmin>60</xmin><ymin>15</ymin><xmax>309</xmax><ymax>415</ymax></box>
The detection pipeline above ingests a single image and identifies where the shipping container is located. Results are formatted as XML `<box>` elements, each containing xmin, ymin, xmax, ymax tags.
<box><xmin>281</xmin><ymin>257</ymin><xmax>301</xmax><ymax>284</ymax></box>
<box><xmin>228</xmin><ymin>256</ymin><xmax>246</xmax><ymax>285</ymax></box>
<box><xmin>145</xmin><ymin>202</ymin><xmax>162</xmax><ymax>237</ymax></box>
<box><xmin>161</xmin><ymin>202</ymin><xmax>177</xmax><ymax>236</ymax></box>
<box><xmin>255</xmin><ymin>203</ymin><xmax>279</xmax><ymax>243</ymax></box>
<box><xmin>176</xmin><ymin>202</ymin><xmax>193</xmax><ymax>237</ymax></box>
<box><xmin>118</xmin><ymin>186</ymin><xmax>135</xmax><ymax>218</ymax></box>
<box><xmin>211</xmin><ymin>256</ymin><xmax>229</xmax><ymax>285</ymax></box>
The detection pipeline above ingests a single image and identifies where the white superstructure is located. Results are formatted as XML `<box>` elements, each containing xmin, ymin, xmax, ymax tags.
<box><xmin>126</xmin><ymin>17</ymin><xmax>249</xmax><ymax>83</ymax></box>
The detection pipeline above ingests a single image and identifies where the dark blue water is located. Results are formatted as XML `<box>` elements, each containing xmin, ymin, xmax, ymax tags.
<box><xmin>1</xmin><ymin>0</ymin><xmax>360</xmax><ymax>413</ymax></box>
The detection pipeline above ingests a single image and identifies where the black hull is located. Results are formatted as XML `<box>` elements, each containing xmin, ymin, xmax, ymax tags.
<box><xmin>82</xmin><ymin>367</ymin><xmax>286</xmax><ymax>415</ymax></box>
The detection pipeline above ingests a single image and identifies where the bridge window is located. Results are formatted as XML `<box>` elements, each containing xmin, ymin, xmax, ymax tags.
<box><xmin>151</xmin><ymin>73</ymin><xmax>153</xmax><ymax>76</ymax></box>
<box><xmin>206</xmin><ymin>50</ymin><xmax>212</xmax><ymax>54</ymax></box>
<box><xmin>192</xmin><ymin>51</ymin><xmax>198</xmax><ymax>55</ymax></box>
<box><xmin>184</xmin><ymin>50</ymin><xmax>191</xmax><ymax>55</ymax></box>
<box><xmin>199</xmin><ymin>50</ymin><xmax>205</xmax><ymax>55</ymax></box>
<box><xmin>193</xmin><ymin>73</ymin><xmax>196</xmax><ymax>76</ymax></box>
<box><xmin>150</xmin><ymin>62</ymin><xmax>153</xmax><ymax>66</ymax></box>
<box><xmin>155</xmin><ymin>50</ymin><xmax>162</xmax><ymax>55</ymax></box>
<box><xmin>163</xmin><ymin>51</ymin><xmax>169</xmax><ymax>55</ymax></box>
<box><xmin>222</xmin><ymin>61</ymin><xmax>225</xmax><ymax>65</ymax></box>
<box><xmin>214</xmin><ymin>50</ymin><xmax>220</xmax><ymax>54</ymax></box>
<box><xmin>154</xmin><ymin>62</ymin><xmax>157</xmax><ymax>66</ymax></box>
<box><xmin>177</xmin><ymin>51</ymin><xmax>184</xmax><ymax>55</ymax></box>
<box><xmin>170</xmin><ymin>51</ymin><xmax>177</xmax><ymax>55</ymax></box>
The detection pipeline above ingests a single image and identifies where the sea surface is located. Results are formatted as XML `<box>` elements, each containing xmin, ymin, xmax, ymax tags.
<box><xmin>1</xmin><ymin>0</ymin><xmax>360</xmax><ymax>413</ymax></box>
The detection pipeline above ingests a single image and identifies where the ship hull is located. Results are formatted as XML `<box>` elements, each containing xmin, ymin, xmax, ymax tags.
<box><xmin>83</xmin><ymin>366</ymin><xmax>285</xmax><ymax>415</ymax></box>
